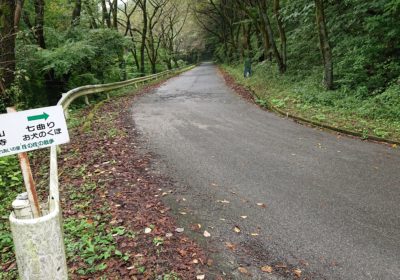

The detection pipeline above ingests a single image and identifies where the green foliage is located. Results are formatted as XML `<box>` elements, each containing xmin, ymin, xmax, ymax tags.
<box><xmin>223</xmin><ymin>63</ymin><xmax>400</xmax><ymax>141</ymax></box>
<box><xmin>14</xmin><ymin>28</ymin><xmax>127</xmax><ymax>108</ymax></box>
<box><xmin>163</xmin><ymin>272</ymin><xmax>181</xmax><ymax>280</ymax></box>
<box><xmin>0</xmin><ymin>156</ymin><xmax>23</xmax><ymax>203</ymax></box>
<box><xmin>152</xmin><ymin>236</ymin><xmax>164</xmax><ymax>247</ymax></box>
<box><xmin>0</xmin><ymin>156</ymin><xmax>23</xmax><ymax>279</ymax></box>
<box><xmin>206</xmin><ymin>0</ymin><xmax>399</xmax><ymax>100</ymax></box>
<box><xmin>41</xmin><ymin>41</ymin><xmax>96</xmax><ymax>77</ymax></box>
<box><xmin>64</xmin><ymin>218</ymin><xmax>131</xmax><ymax>275</ymax></box>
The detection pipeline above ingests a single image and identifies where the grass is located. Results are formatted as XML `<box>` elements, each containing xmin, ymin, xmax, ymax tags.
<box><xmin>222</xmin><ymin>62</ymin><xmax>400</xmax><ymax>143</ymax></box>
<box><xmin>0</xmin><ymin>155</ymin><xmax>23</xmax><ymax>279</ymax></box>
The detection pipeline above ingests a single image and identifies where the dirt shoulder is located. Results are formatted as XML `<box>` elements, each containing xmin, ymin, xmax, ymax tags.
<box><xmin>58</xmin><ymin>80</ymin><xmax>213</xmax><ymax>279</ymax></box>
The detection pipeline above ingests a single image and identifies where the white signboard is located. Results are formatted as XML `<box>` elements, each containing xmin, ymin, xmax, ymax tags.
<box><xmin>0</xmin><ymin>105</ymin><xmax>70</xmax><ymax>157</ymax></box>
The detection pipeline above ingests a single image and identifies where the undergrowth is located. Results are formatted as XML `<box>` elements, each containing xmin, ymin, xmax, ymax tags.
<box><xmin>223</xmin><ymin>62</ymin><xmax>400</xmax><ymax>142</ymax></box>
<box><xmin>0</xmin><ymin>74</ymin><xmax>176</xmax><ymax>279</ymax></box>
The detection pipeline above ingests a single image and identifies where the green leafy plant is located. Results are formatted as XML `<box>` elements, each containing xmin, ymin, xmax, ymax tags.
<box><xmin>153</xmin><ymin>236</ymin><xmax>164</xmax><ymax>247</ymax></box>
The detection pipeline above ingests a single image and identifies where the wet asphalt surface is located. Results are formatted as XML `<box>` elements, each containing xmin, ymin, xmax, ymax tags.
<box><xmin>131</xmin><ymin>63</ymin><xmax>400</xmax><ymax>279</ymax></box>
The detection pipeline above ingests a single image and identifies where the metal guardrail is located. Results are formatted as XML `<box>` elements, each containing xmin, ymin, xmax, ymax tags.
<box><xmin>49</xmin><ymin>66</ymin><xmax>194</xmax><ymax>207</ymax></box>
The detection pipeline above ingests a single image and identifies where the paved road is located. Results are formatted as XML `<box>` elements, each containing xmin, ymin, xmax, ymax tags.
<box><xmin>132</xmin><ymin>63</ymin><xmax>400</xmax><ymax>279</ymax></box>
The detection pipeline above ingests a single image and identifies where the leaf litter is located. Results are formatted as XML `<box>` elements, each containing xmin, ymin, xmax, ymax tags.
<box><xmin>57</xmin><ymin>82</ymin><xmax>209</xmax><ymax>279</ymax></box>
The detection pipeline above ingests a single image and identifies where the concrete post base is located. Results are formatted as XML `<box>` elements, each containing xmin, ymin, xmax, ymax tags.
<box><xmin>9</xmin><ymin>204</ymin><xmax>68</xmax><ymax>280</ymax></box>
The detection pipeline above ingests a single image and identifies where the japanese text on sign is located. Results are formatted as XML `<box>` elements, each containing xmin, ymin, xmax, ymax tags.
<box><xmin>0</xmin><ymin>106</ymin><xmax>70</xmax><ymax>157</ymax></box>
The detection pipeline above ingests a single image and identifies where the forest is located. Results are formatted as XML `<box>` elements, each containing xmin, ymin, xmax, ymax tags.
<box><xmin>194</xmin><ymin>0</ymin><xmax>400</xmax><ymax>140</ymax></box>
<box><xmin>0</xmin><ymin>0</ymin><xmax>203</xmax><ymax>112</ymax></box>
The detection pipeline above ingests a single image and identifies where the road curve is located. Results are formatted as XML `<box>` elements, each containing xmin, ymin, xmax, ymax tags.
<box><xmin>132</xmin><ymin>63</ymin><xmax>400</xmax><ymax>279</ymax></box>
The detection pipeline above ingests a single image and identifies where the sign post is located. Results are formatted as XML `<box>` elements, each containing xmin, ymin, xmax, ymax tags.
<box><xmin>7</xmin><ymin>107</ymin><xmax>41</xmax><ymax>218</ymax></box>
<box><xmin>2</xmin><ymin>105</ymin><xmax>70</xmax><ymax>279</ymax></box>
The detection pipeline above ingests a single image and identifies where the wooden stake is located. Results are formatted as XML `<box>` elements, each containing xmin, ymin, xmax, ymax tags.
<box><xmin>7</xmin><ymin>107</ymin><xmax>41</xmax><ymax>218</ymax></box>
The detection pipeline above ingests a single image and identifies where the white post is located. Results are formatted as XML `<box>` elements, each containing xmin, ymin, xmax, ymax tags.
<box><xmin>9</xmin><ymin>201</ymin><xmax>68</xmax><ymax>280</ymax></box>
<box><xmin>6</xmin><ymin>107</ymin><xmax>68</xmax><ymax>279</ymax></box>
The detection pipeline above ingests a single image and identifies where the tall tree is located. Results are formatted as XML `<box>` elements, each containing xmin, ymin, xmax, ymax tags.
<box><xmin>0</xmin><ymin>0</ymin><xmax>22</xmax><ymax>108</ymax></box>
<box><xmin>146</xmin><ymin>0</ymin><xmax>168</xmax><ymax>73</ymax></box>
<box><xmin>101</xmin><ymin>0</ymin><xmax>111</xmax><ymax>28</ymax></box>
<box><xmin>33</xmin><ymin>0</ymin><xmax>45</xmax><ymax>49</ymax></box>
<box><xmin>256</xmin><ymin>0</ymin><xmax>285</xmax><ymax>73</ymax></box>
<box><xmin>0</xmin><ymin>0</ymin><xmax>16</xmax><ymax>106</ymax></box>
<box><xmin>71</xmin><ymin>0</ymin><xmax>82</xmax><ymax>26</ymax></box>
<box><xmin>137</xmin><ymin>0</ymin><xmax>148</xmax><ymax>75</ymax></box>
<box><xmin>315</xmin><ymin>0</ymin><xmax>333</xmax><ymax>89</ymax></box>
<box><xmin>273</xmin><ymin>0</ymin><xmax>286</xmax><ymax>69</ymax></box>
<box><xmin>160</xmin><ymin>1</ymin><xmax>188</xmax><ymax>69</ymax></box>
<box><xmin>119</xmin><ymin>0</ymin><xmax>140</xmax><ymax>71</ymax></box>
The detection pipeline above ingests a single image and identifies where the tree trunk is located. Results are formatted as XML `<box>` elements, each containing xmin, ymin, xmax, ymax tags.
<box><xmin>315</xmin><ymin>0</ymin><xmax>333</xmax><ymax>89</ymax></box>
<box><xmin>34</xmin><ymin>0</ymin><xmax>45</xmax><ymax>49</ymax></box>
<box><xmin>242</xmin><ymin>23</ymin><xmax>252</xmax><ymax>56</ymax></box>
<box><xmin>259</xmin><ymin>2</ymin><xmax>285</xmax><ymax>73</ymax></box>
<box><xmin>0</xmin><ymin>0</ymin><xmax>16</xmax><ymax>107</ymax></box>
<box><xmin>274</xmin><ymin>0</ymin><xmax>287</xmax><ymax>69</ymax></box>
<box><xmin>111</xmin><ymin>0</ymin><xmax>118</xmax><ymax>29</ymax></box>
<box><xmin>130</xmin><ymin>48</ymin><xmax>140</xmax><ymax>73</ymax></box>
<box><xmin>101</xmin><ymin>0</ymin><xmax>111</xmax><ymax>28</ymax></box>
<box><xmin>71</xmin><ymin>0</ymin><xmax>82</xmax><ymax>26</ymax></box>
<box><xmin>139</xmin><ymin>0</ymin><xmax>147</xmax><ymax>76</ymax></box>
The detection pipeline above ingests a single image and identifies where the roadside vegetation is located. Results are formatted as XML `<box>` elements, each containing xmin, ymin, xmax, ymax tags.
<box><xmin>0</xmin><ymin>1</ymin><xmax>206</xmax><ymax>278</ymax></box>
<box><xmin>222</xmin><ymin>63</ymin><xmax>400</xmax><ymax>142</ymax></box>
<box><xmin>0</xmin><ymin>0</ymin><xmax>204</xmax><ymax>112</ymax></box>
<box><xmin>0</xmin><ymin>78</ymin><xmax>208</xmax><ymax>279</ymax></box>
<box><xmin>195</xmin><ymin>0</ymin><xmax>400</xmax><ymax>142</ymax></box>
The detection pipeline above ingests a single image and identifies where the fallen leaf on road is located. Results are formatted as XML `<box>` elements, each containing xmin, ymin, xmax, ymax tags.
<box><xmin>275</xmin><ymin>263</ymin><xmax>287</xmax><ymax>268</ymax></box>
<box><xmin>225</xmin><ymin>242</ymin><xmax>237</xmax><ymax>251</ymax></box>
<box><xmin>241</xmin><ymin>216</ymin><xmax>247</xmax><ymax>219</ymax></box>
<box><xmin>256</xmin><ymin>203</ymin><xmax>267</xmax><ymax>208</ymax></box>
<box><xmin>392</xmin><ymin>144</ymin><xmax>397</xmax><ymax>148</ymax></box>
<box><xmin>261</xmin><ymin>266</ymin><xmax>273</xmax><ymax>273</ymax></box>
<box><xmin>233</xmin><ymin>226</ymin><xmax>241</xmax><ymax>233</ymax></box>
<box><xmin>250</xmin><ymin>233</ymin><xmax>259</xmax><ymax>236</ymax></box>
<box><xmin>191</xmin><ymin>224</ymin><xmax>202</xmax><ymax>231</ymax></box>
<box><xmin>179</xmin><ymin>212</ymin><xmax>187</xmax><ymax>215</ymax></box>
<box><xmin>238</xmin><ymin>267</ymin><xmax>249</xmax><ymax>274</ymax></box>
<box><xmin>175</xmin><ymin>228</ymin><xmax>184</xmax><ymax>233</ymax></box>
<box><xmin>299</xmin><ymin>259</ymin><xmax>309</xmax><ymax>266</ymax></box>
<box><xmin>203</xmin><ymin>230</ymin><xmax>211</xmax><ymax>237</ymax></box>
<box><xmin>293</xmin><ymin>268</ymin><xmax>302</xmax><ymax>277</ymax></box>
<box><xmin>217</xmin><ymin>199</ymin><xmax>230</xmax><ymax>204</ymax></box>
